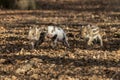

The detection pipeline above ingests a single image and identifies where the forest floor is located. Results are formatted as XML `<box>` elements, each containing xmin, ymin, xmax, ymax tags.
<box><xmin>0</xmin><ymin>0</ymin><xmax>120</xmax><ymax>80</ymax></box>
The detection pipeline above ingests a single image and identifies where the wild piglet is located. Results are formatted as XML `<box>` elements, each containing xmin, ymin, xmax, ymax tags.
<box><xmin>28</xmin><ymin>26</ymin><xmax>45</xmax><ymax>49</ymax></box>
<box><xmin>47</xmin><ymin>25</ymin><xmax>69</xmax><ymax>48</ymax></box>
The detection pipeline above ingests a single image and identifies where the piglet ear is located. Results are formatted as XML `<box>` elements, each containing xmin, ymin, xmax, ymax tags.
<box><xmin>35</xmin><ymin>27</ymin><xmax>37</xmax><ymax>31</ymax></box>
<box><xmin>82</xmin><ymin>25</ymin><xmax>84</xmax><ymax>28</ymax></box>
<box><xmin>29</xmin><ymin>27</ymin><xmax>32</xmax><ymax>29</ymax></box>
<box><xmin>42</xmin><ymin>27</ymin><xmax>47</xmax><ymax>31</ymax></box>
<box><xmin>36</xmin><ymin>27</ymin><xmax>41</xmax><ymax>32</ymax></box>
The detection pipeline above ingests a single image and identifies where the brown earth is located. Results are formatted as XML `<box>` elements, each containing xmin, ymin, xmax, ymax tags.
<box><xmin>0</xmin><ymin>0</ymin><xmax>120</xmax><ymax>80</ymax></box>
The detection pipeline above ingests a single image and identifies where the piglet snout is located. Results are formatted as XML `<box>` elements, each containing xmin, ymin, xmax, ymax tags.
<box><xmin>47</xmin><ymin>34</ymin><xmax>53</xmax><ymax>38</ymax></box>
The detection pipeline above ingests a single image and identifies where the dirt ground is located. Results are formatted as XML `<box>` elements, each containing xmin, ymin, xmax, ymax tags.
<box><xmin>0</xmin><ymin>0</ymin><xmax>120</xmax><ymax>80</ymax></box>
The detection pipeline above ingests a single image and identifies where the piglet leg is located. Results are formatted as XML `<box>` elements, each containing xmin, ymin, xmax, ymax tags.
<box><xmin>63</xmin><ymin>39</ymin><xmax>70</xmax><ymax>48</ymax></box>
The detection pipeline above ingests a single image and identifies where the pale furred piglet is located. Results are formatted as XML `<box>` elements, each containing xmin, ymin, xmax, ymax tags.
<box><xmin>47</xmin><ymin>26</ymin><xmax>69</xmax><ymax>48</ymax></box>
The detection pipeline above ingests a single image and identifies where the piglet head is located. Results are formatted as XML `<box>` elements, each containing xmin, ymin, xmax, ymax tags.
<box><xmin>47</xmin><ymin>26</ymin><xmax>56</xmax><ymax>38</ymax></box>
<box><xmin>35</xmin><ymin>27</ymin><xmax>41</xmax><ymax>40</ymax></box>
<box><xmin>28</xmin><ymin>26</ymin><xmax>41</xmax><ymax>41</ymax></box>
